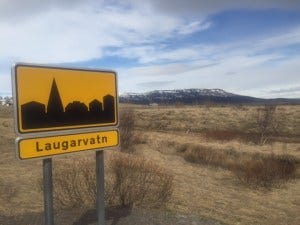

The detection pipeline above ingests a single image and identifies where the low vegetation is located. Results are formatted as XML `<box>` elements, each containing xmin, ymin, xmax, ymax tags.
<box><xmin>203</xmin><ymin>129</ymin><xmax>260</xmax><ymax>143</ymax></box>
<box><xmin>255</xmin><ymin>105</ymin><xmax>279</xmax><ymax>145</ymax></box>
<box><xmin>176</xmin><ymin>142</ymin><xmax>297</xmax><ymax>187</ymax></box>
<box><xmin>52</xmin><ymin>153</ymin><xmax>173</xmax><ymax>209</ymax></box>
<box><xmin>234</xmin><ymin>154</ymin><xmax>297</xmax><ymax>187</ymax></box>
<box><xmin>111</xmin><ymin>153</ymin><xmax>173</xmax><ymax>208</ymax></box>
<box><xmin>53</xmin><ymin>158</ymin><xmax>96</xmax><ymax>208</ymax></box>
<box><xmin>119</xmin><ymin>108</ymin><xmax>135</xmax><ymax>152</ymax></box>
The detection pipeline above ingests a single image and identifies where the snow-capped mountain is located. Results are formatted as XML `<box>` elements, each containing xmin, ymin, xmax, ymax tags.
<box><xmin>119</xmin><ymin>89</ymin><xmax>300</xmax><ymax>105</ymax></box>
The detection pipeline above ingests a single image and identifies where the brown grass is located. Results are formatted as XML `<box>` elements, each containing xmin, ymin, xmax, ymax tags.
<box><xmin>0</xmin><ymin>178</ymin><xmax>18</xmax><ymax>202</ymax></box>
<box><xmin>133</xmin><ymin>104</ymin><xmax>300</xmax><ymax>139</ymax></box>
<box><xmin>203</xmin><ymin>129</ymin><xmax>300</xmax><ymax>144</ymax></box>
<box><xmin>176</xmin><ymin>142</ymin><xmax>297</xmax><ymax>187</ymax></box>
<box><xmin>203</xmin><ymin>129</ymin><xmax>261</xmax><ymax>143</ymax></box>
<box><xmin>0</xmin><ymin>105</ymin><xmax>13</xmax><ymax>118</ymax></box>
<box><xmin>235</xmin><ymin>154</ymin><xmax>297</xmax><ymax>187</ymax></box>
<box><xmin>176</xmin><ymin>143</ymin><xmax>241</xmax><ymax>170</ymax></box>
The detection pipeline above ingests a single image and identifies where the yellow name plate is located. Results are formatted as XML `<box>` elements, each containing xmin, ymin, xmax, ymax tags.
<box><xmin>17</xmin><ymin>130</ymin><xmax>119</xmax><ymax>160</ymax></box>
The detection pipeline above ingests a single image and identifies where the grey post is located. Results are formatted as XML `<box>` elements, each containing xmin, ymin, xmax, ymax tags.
<box><xmin>96</xmin><ymin>150</ymin><xmax>105</xmax><ymax>225</ymax></box>
<box><xmin>43</xmin><ymin>158</ymin><xmax>54</xmax><ymax>225</ymax></box>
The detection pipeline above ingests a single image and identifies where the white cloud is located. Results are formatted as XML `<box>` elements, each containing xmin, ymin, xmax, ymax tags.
<box><xmin>177</xmin><ymin>21</ymin><xmax>212</xmax><ymax>35</ymax></box>
<box><xmin>6</xmin><ymin>0</ymin><xmax>295</xmax><ymax>67</ymax></box>
<box><xmin>117</xmin><ymin>45</ymin><xmax>300</xmax><ymax>97</ymax></box>
<box><xmin>0</xmin><ymin>0</ymin><xmax>90</xmax><ymax>21</ymax></box>
<box><xmin>107</xmin><ymin>23</ymin><xmax>300</xmax><ymax>67</ymax></box>
<box><xmin>0</xmin><ymin>0</ymin><xmax>299</xmax><ymax>98</ymax></box>
<box><xmin>0</xmin><ymin>9</ymin><xmax>111</xmax><ymax>63</ymax></box>
<box><xmin>108</xmin><ymin>45</ymin><xmax>210</xmax><ymax>64</ymax></box>
<box><xmin>0</xmin><ymin>1</ymin><xmax>206</xmax><ymax>65</ymax></box>
<box><xmin>126</xmin><ymin>0</ymin><xmax>300</xmax><ymax>19</ymax></box>
<box><xmin>252</xmin><ymin>27</ymin><xmax>300</xmax><ymax>51</ymax></box>
<box><xmin>0</xmin><ymin>0</ymin><xmax>212</xmax><ymax>96</ymax></box>
<box><xmin>2</xmin><ymin>0</ymin><xmax>298</xmax><ymax>22</ymax></box>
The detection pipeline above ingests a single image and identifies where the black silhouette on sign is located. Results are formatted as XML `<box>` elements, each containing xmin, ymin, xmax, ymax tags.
<box><xmin>21</xmin><ymin>79</ymin><xmax>115</xmax><ymax>129</ymax></box>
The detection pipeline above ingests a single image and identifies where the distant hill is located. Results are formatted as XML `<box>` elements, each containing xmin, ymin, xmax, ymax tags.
<box><xmin>119</xmin><ymin>89</ymin><xmax>300</xmax><ymax>105</ymax></box>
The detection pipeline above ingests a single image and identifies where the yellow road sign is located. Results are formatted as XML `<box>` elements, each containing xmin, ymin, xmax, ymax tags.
<box><xmin>17</xmin><ymin>130</ymin><xmax>119</xmax><ymax>160</ymax></box>
<box><xmin>12</xmin><ymin>64</ymin><xmax>118</xmax><ymax>134</ymax></box>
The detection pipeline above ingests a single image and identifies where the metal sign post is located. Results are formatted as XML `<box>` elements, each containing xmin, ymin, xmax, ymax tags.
<box><xmin>43</xmin><ymin>158</ymin><xmax>54</xmax><ymax>225</ymax></box>
<box><xmin>96</xmin><ymin>150</ymin><xmax>105</xmax><ymax>225</ymax></box>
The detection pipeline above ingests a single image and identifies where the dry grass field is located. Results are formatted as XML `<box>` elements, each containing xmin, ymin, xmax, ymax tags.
<box><xmin>124</xmin><ymin>104</ymin><xmax>300</xmax><ymax>225</ymax></box>
<box><xmin>0</xmin><ymin>104</ymin><xmax>299</xmax><ymax>224</ymax></box>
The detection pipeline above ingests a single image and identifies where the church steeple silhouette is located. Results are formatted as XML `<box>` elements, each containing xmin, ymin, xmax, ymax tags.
<box><xmin>47</xmin><ymin>79</ymin><xmax>64</xmax><ymax>120</ymax></box>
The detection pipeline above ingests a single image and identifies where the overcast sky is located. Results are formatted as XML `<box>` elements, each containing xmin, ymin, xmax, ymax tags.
<box><xmin>1</xmin><ymin>0</ymin><xmax>300</xmax><ymax>98</ymax></box>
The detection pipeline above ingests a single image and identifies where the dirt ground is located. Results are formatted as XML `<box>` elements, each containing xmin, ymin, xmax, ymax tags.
<box><xmin>0</xmin><ymin>104</ymin><xmax>300</xmax><ymax>225</ymax></box>
<box><xmin>0</xmin><ymin>207</ymin><xmax>225</xmax><ymax>225</ymax></box>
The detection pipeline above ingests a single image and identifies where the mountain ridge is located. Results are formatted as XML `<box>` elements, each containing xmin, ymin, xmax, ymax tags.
<box><xmin>119</xmin><ymin>88</ymin><xmax>300</xmax><ymax>105</ymax></box>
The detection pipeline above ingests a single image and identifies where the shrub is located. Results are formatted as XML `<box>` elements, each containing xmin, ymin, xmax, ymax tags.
<box><xmin>2</xmin><ymin>120</ymin><xmax>9</xmax><ymax>127</ymax></box>
<box><xmin>53</xmin><ymin>158</ymin><xmax>96</xmax><ymax>208</ymax></box>
<box><xmin>183</xmin><ymin>145</ymin><xmax>222</xmax><ymax>166</ymax></box>
<box><xmin>234</xmin><ymin>154</ymin><xmax>297</xmax><ymax>187</ymax></box>
<box><xmin>178</xmin><ymin>144</ymin><xmax>239</xmax><ymax>170</ymax></box>
<box><xmin>119</xmin><ymin>108</ymin><xmax>135</xmax><ymax>152</ymax></box>
<box><xmin>0</xmin><ymin>179</ymin><xmax>18</xmax><ymax>202</ymax></box>
<box><xmin>111</xmin><ymin>153</ymin><xmax>173</xmax><ymax>208</ymax></box>
<box><xmin>176</xmin><ymin>143</ymin><xmax>297</xmax><ymax>188</ymax></box>
<box><xmin>256</xmin><ymin>105</ymin><xmax>279</xmax><ymax>145</ymax></box>
<box><xmin>52</xmin><ymin>154</ymin><xmax>173</xmax><ymax>209</ymax></box>
<box><xmin>176</xmin><ymin>143</ymin><xmax>190</xmax><ymax>153</ymax></box>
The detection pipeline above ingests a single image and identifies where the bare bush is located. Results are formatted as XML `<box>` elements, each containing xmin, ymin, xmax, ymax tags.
<box><xmin>0</xmin><ymin>179</ymin><xmax>18</xmax><ymax>202</ymax></box>
<box><xmin>111</xmin><ymin>153</ymin><xmax>174</xmax><ymax>208</ymax></box>
<box><xmin>52</xmin><ymin>154</ymin><xmax>173</xmax><ymax>209</ymax></box>
<box><xmin>2</xmin><ymin>120</ymin><xmax>9</xmax><ymax>127</ymax></box>
<box><xmin>256</xmin><ymin>105</ymin><xmax>279</xmax><ymax>145</ymax></box>
<box><xmin>119</xmin><ymin>108</ymin><xmax>135</xmax><ymax>152</ymax></box>
<box><xmin>183</xmin><ymin>145</ymin><xmax>225</xmax><ymax>167</ymax></box>
<box><xmin>176</xmin><ymin>143</ymin><xmax>190</xmax><ymax>153</ymax></box>
<box><xmin>234</xmin><ymin>154</ymin><xmax>297</xmax><ymax>187</ymax></box>
<box><xmin>53</xmin><ymin>158</ymin><xmax>96</xmax><ymax>209</ymax></box>
<box><xmin>178</xmin><ymin>144</ymin><xmax>239</xmax><ymax>170</ymax></box>
<box><xmin>176</xmin><ymin>143</ymin><xmax>297</xmax><ymax>188</ymax></box>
